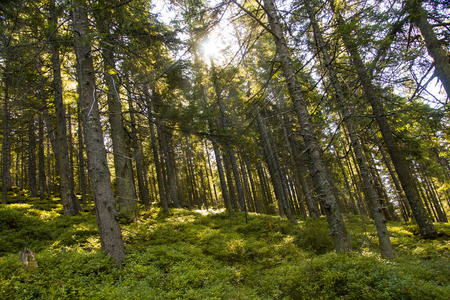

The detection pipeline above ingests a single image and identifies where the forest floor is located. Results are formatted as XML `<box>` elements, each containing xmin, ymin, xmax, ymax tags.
<box><xmin>1</xmin><ymin>189</ymin><xmax>449</xmax><ymax>299</ymax></box>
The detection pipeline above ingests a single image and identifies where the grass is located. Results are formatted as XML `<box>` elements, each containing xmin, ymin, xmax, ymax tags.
<box><xmin>1</xmin><ymin>190</ymin><xmax>449</xmax><ymax>299</ymax></box>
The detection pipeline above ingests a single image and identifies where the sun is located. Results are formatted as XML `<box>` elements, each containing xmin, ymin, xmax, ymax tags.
<box><xmin>200</xmin><ymin>36</ymin><xmax>224</xmax><ymax>60</ymax></box>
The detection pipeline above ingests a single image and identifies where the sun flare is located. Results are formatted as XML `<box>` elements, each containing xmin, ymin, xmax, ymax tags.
<box><xmin>200</xmin><ymin>37</ymin><xmax>223</xmax><ymax>60</ymax></box>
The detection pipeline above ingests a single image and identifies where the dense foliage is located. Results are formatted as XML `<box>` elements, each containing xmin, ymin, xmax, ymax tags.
<box><xmin>1</xmin><ymin>192</ymin><xmax>449</xmax><ymax>299</ymax></box>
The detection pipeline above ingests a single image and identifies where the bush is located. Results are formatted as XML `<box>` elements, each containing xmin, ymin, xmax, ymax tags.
<box><xmin>295</xmin><ymin>217</ymin><xmax>334</xmax><ymax>254</ymax></box>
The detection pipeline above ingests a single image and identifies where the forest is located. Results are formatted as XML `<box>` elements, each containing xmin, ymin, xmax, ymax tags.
<box><xmin>0</xmin><ymin>0</ymin><xmax>449</xmax><ymax>298</ymax></box>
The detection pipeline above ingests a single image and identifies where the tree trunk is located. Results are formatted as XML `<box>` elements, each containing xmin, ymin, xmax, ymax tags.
<box><xmin>255</xmin><ymin>106</ymin><xmax>297</xmax><ymax>224</ymax></box>
<box><xmin>102</xmin><ymin>51</ymin><xmax>137</xmax><ymax>220</ymax></box>
<box><xmin>378</xmin><ymin>143</ymin><xmax>410</xmax><ymax>222</ymax></box>
<box><xmin>50</xmin><ymin>0</ymin><xmax>81</xmax><ymax>215</ymax></box>
<box><xmin>332</xmin><ymin>0</ymin><xmax>437</xmax><ymax>239</ymax></box>
<box><xmin>128</xmin><ymin>98</ymin><xmax>150</xmax><ymax>209</ymax></box>
<box><xmin>28</xmin><ymin>117</ymin><xmax>38</xmax><ymax>198</ymax></box>
<box><xmin>410</xmin><ymin>0</ymin><xmax>450</xmax><ymax>99</ymax></box>
<box><xmin>201</xmin><ymin>86</ymin><xmax>233</xmax><ymax>212</ymax></box>
<box><xmin>284</xmin><ymin>115</ymin><xmax>320</xmax><ymax>218</ymax></box>
<box><xmin>185</xmin><ymin>136</ymin><xmax>201</xmax><ymax>209</ymax></box>
<box><xmin>147</xmin><ymin>98</ymin><xmax>168</xmax><ymax>212</ymax></box>
<box><xmin>212</xmin><ymin>138</ymin><xmax>233</xmax><ymax>212</ymax></box>
<box><xmin>72</xmin><ymin>0</ymin><xmax>125</xmax><ymax>267</ymax></box>
<box><xmin>161</xmin><ymin>124</ymin><xmax>181</xmax><ymax>208</ymax></box>
<box><xmin>305</xmin><ymin>0</ymin><xmax>395</xmax><ymax>258</ymax></box>
<box><xmin>203</xmin><ymin>142</ymin><xmax>217</xmax><ymax>209</ymax></box>
<box><xmin>256</xmin><ymin>157</ymin><xmax>276</xmax><ymax>214</ymax></box>
<box><xmin>2</xmin><ymin>66</ymin><xmax>11</xmax><ymax>204</ymax></box>
<box><xmin>77</xmin><ymin>104</ymin><xmax>87</xmax><ymax>207</ymax></box>
<box><xmin>263</xmin><ymin>0</ymin><xmax>350</xmax><ymax>252</ymax></box>
<box><xmin>38</xmin><ymin>114</ymin><xmax>47</xmax><ymax>200</ymax></box>
<box><xmin>211</xmin><ymin>61</ymin><xmax>245</xmax><ymax>212</ymax></box>
<box><xmin>243</xmin><ymin>152</ymin><xmax>260</xmax><ymax>213</ymax></box>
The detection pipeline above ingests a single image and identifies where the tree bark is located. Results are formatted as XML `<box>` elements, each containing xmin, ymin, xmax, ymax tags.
<box><xmin>378</xmin><ymin>143</ymin><xmax>410</xmax><ymax>222</ymax></box>
<box><xmin>263</xmin><ymin>0</ymin><xmax>350</xmax><ymax>252</ymax></box>
<box><xmin>72</xmin><ymin>0</ymin><xmax>125</xmax><ymax>267</ymax></box>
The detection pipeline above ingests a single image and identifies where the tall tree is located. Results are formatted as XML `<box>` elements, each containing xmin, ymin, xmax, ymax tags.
<box><xmin>72</xmin><ymin>0</ymin><xmax>125</xmax><ymax>267</ymax></box>
<box><xmin>330</xmin><ymin>0</ymin><xmax>437</xmax><ymax>239</ymax></box>
<box><xmin>95</xmin><ymin>1</ymin><xmax>138</xmax><ymax>221</ymax></box>
<box><xmin>49</xmin><ymin>0</ymin><xmax>81</xmax><ymax>215</ymax></box>
<box><xmin>2</xmin><ymin>63</ymin><xmax>11</xmax><ymax>204</ymax></box>
<box><xmin>304</xmin><ymin>0</ymin><xmax>395</xmax><ymax>258</ymax></box>
<box><xmin>261</xmin><ymin>0</ymin><xmax>351</xmax><ymax>252</ymax></box>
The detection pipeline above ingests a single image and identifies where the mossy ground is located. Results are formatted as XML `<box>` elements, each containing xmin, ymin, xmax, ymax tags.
<box><xmin>1</xmin><ymin>189</ymin><xmax>449</xmax><ymax>299</ymax></box>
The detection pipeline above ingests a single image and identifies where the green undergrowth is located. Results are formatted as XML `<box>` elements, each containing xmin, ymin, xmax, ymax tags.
<box><xmin>1</xmin><ymin>192</ymin><xmax>449</xmax><ymax>299</ymax></box>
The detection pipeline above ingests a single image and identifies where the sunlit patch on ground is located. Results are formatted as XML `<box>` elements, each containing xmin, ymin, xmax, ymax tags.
<box><xmin>193</xmin><ymin>208</ymin><xmax>226</xmax><ymax>215</ymax></box>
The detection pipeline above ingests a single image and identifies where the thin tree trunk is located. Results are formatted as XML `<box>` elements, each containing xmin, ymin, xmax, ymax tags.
<box><xmin>77</xmin><ymin>104</ymin><xmax>87</xmax><ymax>207</ymax></box>
<box><xmin>255</xmin><ymin>106</ymin><xmax>297</xmax><ymax>224</ymax></box>
<box><xmin>38</xmin><ymin>114</ymin><xmax>46</xmax><ymax>200</ymax></box>
<box><xmin>378</xmin><ymin>143</ymin><xmax>410</xmax><ymax>222</ymax></box>
<box><xmin>28</xmin><ymin>117</ymin><xmax>38</xmax><ymax>198</ymax></box>
<box><xmin>185</xmin><ymin>136</ymin><xmax>201</xmax><ymax>209</ymax></box>
<box><xmin>205</xmin><ymin>141</ymin><xmax>219</xmax><ymax>208</ymax></box>
<box><xmin>162</xmin><ymin>124</ymin><xmax>180</xmax><ymax>208</ymax></box>
<box><xmin>336</xmin><ymin>148</ymin><xmax>359</xmax><ymax>215</ymax></box>
<box><xmin>211</xmin><ymin>61</ymin><xmax>245</xmax><ymax>212</ymax></box>
<box><xmin>50</xmin><ymin>0</ymin><xmax>81</xmax><ymax>214</ymax></box>
<box><xmin>283</xmin><ymin>115</ymin><xmax>320</xmax><ymax>218</ymax></box>
<box><xmin>147</xmin><ymin>100</ymin><xmax>168</xmax><ymax>212</ymax></box>
<box><xmin>424</xmin><ymin>174</ymin><xmax>447</xmax><ymax>222</ymax></box>
<box><xmin>243</xmin><ymin>153</ymin><xmax>260</xmax><ymax>213</ymax></box>
<box><xmin>203</xmin><ymin>142</ymin><xmax>216</xmax><ymax>209</ymax></box>
<box><xmin>212</xmin><ymin>138</ymin><xmax>233</xmax><ymax>212</ymax></box>
<box><xmin>201</xmin><ymin>86</ymin><xmax>233</xmax><ymax>213</ymax></box>
<box><xmin>280</xmin><ymin>115</ymin><xmax>307</xmax><ymax>218</ymax></box>
<box><xmin>72</xmin><ymin>0</ymin><xmax>125</xmax><ymax>267</ymax></box>
<box><xmin>332</xmin><ymin>0</ymin><xmax>437</xmax><ymax>238</ymax></box>
<box><xmin>429</xmin><ymin>178</ymin><xmax>448</xmax><ymax>222</ymax></box>
<box><xmin>2</xmin><ymin>66</ymin><xmax>10</xmax><ymax>204</ymax></box>
<box><xmin>263</xmin><ymin>0</ymin><xmax>349</xmax><ymax>251</ymax></box>
<box><xmin>46</xmin><ymin>136</ymin><xmax>52</xmax><ymax>196</ymax></box>
<box><xmin>128</xmin><ymin>98</ymin><xmax>150</xmax><ymax>208</ymax></box>
<box><xmin>103</xmin><ymin>56</ymin><xmax>137</xmax><ymax>220</ymax></box>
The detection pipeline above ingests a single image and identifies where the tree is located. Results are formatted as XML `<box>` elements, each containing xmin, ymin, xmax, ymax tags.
<box><xmin>72</xmin><ymin>0</ymin><xmax>125</xmax><ymax>267</ymax></box>
<box><xmin>49</xmin><ymin>0</ymin><xmax>82</xmax><ymax>215</ymax></box>
<box><xmin>330</xmin><ymin>0</ymin><xmax>437</xmax><ymax>239</ymax></box>
<box><xmin>261</xmin><ymin>0</ymin><xmax>351</xmax><ymax>252</ymax></box>
<box><xmin>304</xmin><ymin>0</ymin><xmax>395</xmax><ymax>258</ymax></box>
<box><xmin>94</xmin><ymin>0</ymin><xmax>138</xmax><ymax>221</ymax></box>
